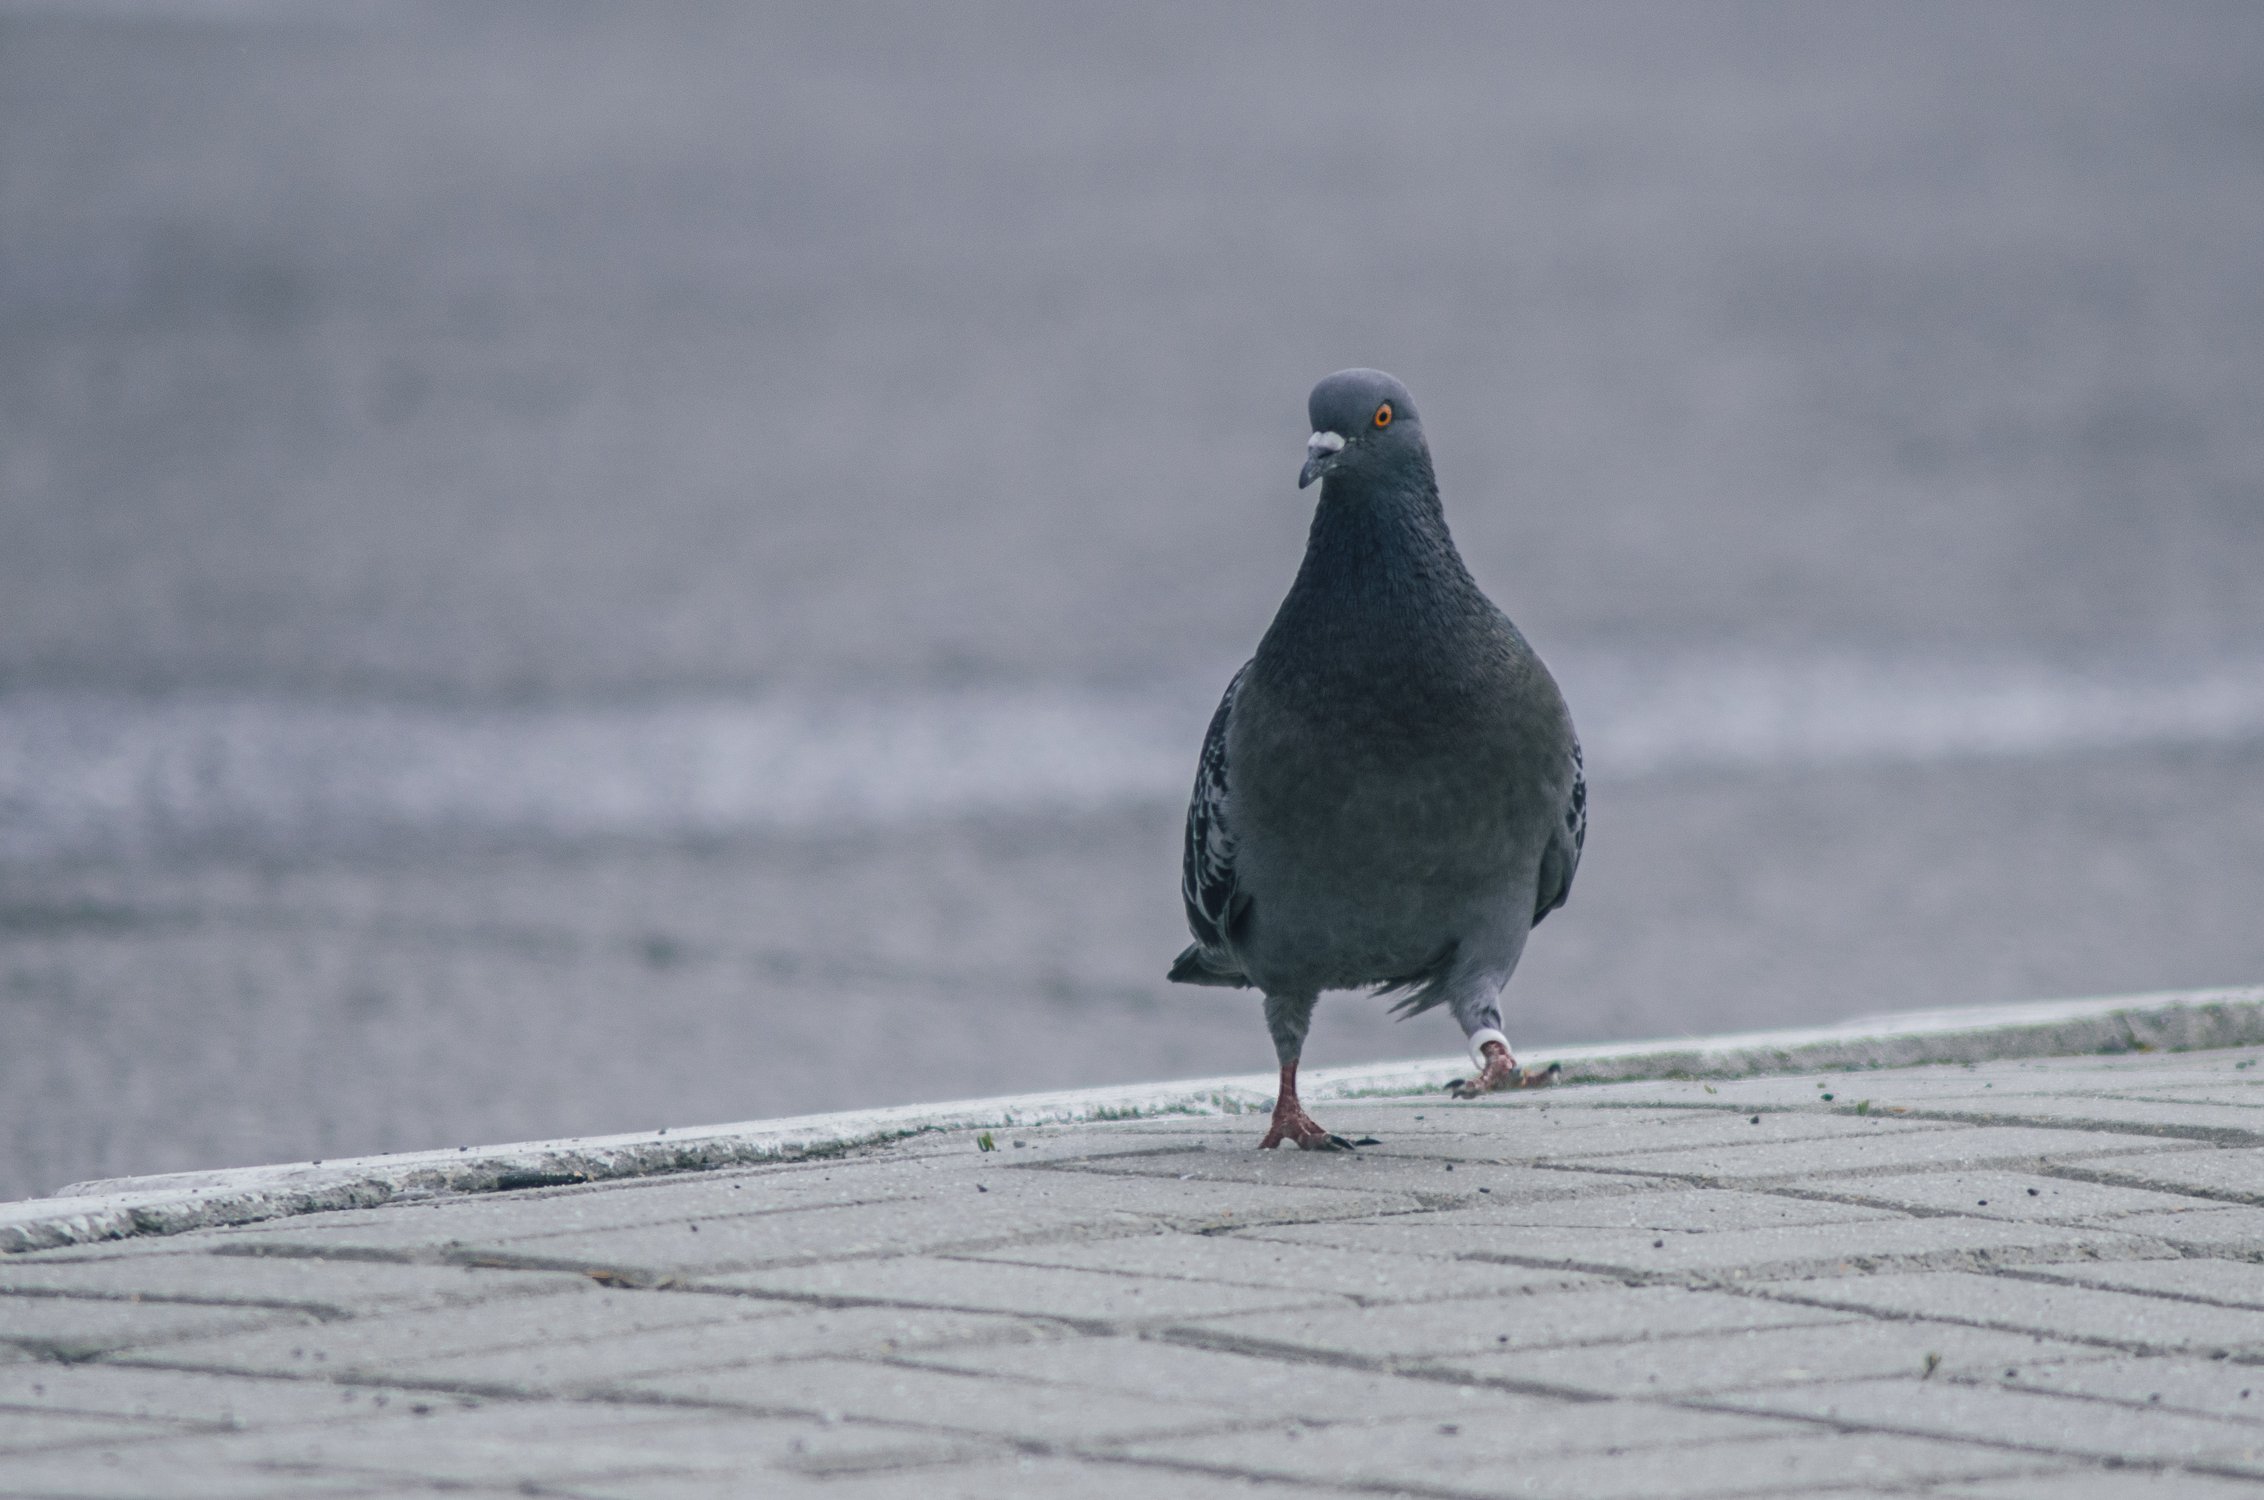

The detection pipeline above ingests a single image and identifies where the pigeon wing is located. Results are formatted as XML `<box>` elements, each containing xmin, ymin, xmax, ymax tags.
<box><xmin>1533</xmin><ymin>737</ymin><xmax>1586</xmax><ymax>925</ymax></box>
<box><xmin>1169</xmin><ymin>663</ymin><xmax>1251</xmax><ymax>985</ymax></box>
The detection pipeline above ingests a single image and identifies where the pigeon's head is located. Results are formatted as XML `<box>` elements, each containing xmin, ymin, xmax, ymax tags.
<box><xmin>1299</xmin><ymin>368</ymin><xmax>1425</xmax><ymax>490</ymax></box>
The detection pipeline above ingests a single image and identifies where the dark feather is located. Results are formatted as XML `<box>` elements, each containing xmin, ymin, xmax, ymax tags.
<box><xmin>1379</xmin><ymin>939</ymin><xmax>1460</xmax><ymax>1018</ymax></box>
<box><xmin>1172</xmin><ymin>663</ymin><xmax>1249</xmax><ymax>984</ymax></box>
<box><xmin>1168</xmin><ymin>941</ymin><xmax>1248</xmax><ymax>987</ymax></box>
<box><xmin>1533</xmin><ymin>739</ymin><xmax>1585</xmax><ymax>925</ymax></box>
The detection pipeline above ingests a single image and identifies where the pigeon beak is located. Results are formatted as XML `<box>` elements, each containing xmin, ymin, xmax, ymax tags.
<box><xmin>1299</xmin><ymin>430</ymin><xmax>1346</xmax><ymax>489</ymax></box>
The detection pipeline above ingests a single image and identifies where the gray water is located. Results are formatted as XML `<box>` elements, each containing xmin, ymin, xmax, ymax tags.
<box><xmin>4</xmin><ymin>1</ymin><xmax>2262</xmax><ymax>1200</ymax></box>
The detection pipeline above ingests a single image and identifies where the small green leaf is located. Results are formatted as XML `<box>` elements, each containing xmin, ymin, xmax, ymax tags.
<box><xmin>1855</xmin><ymin>1100</ymin><xmax>1871</xmax><ymax>1116</ymax></box>
<box><xmin>976</xmin><ymin>1131</ymin><xmax>996</xmax><ymax>1152</ymax></box>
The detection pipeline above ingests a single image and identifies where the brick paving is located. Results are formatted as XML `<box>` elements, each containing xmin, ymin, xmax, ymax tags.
<box><xmin>11</xmin><ymin>1045</ymin><xmax>2264</xmax><ymax>1496</ymax></box>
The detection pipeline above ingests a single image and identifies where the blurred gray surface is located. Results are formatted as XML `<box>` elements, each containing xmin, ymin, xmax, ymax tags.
<box><xmin>4</xmin><ymin>1</ymin><xmax>2263</xmax><ymax>1199</ymax></box>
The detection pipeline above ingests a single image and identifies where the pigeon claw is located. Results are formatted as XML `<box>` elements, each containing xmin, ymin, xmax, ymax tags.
<box><xmin>1449</xmin><ymin>1043</ymin><xmax>1560</xmax><ymax>1099</ymax></box>
<box><xmin>1267</xmin><ymin>1124</ymin><xmax>1357</xmax><ymax>1151</ymax></box>
<box><xmin>1259</xmin><ymin>1103</ymin><xmax>1355</xmax><ymax>1152</ymax></box>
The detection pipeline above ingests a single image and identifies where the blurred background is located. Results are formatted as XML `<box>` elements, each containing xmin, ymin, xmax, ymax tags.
<box><xmin>4</xmin><ymin>1</ymin><xmax>2262</xmax><ymax>1200</ymax></box>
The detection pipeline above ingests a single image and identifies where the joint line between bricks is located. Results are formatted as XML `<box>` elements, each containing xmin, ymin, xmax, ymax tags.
<box><xmin>1985</xmin><ymin>1260</ymin><xmax>2264</xmax><ymax>1317</ymax></box>
<box><xmin>2036</xmin><ymin>1159</ymin><xmax>2264</xmax><ymax>1211</ymax></box>
<box><xmin>1069</xmin><ymin>1447</ymin><xmax>1510</xmax><ymax>1500</ymax></box>
<box><xmin>1729</xmin><ymin>1282</ymin><xmax>2264</xmax><ymax>1364</ymax></box>
<box><xmin>1665</xmin><ymin>1391</ymin><xmax>2231</xmax><ymax>1477</ymax></box>
<box><xmin>0</xmin><ymin>1283</ymin><xmax>365</xmax><ymax>1322</ymax></box>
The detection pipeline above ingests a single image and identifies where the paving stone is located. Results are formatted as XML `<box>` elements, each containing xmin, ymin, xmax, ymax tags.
<box><xmin>450</xmin><ymin>1195</ymin><xmax>1116</xmax><ymax>1272</ymax></box>
<box><xmin>0</xmin><ymin>1364</ymin><xmax>461</xmax><ymax>1429</ymax></box>
<box><xmin>415</xmin><ymin>1305</ymin><xmax>1048</xmax><ymax>1390</ymax></box>
<box><xmin>1117</xmin><ymin>1411</ymin><xmax>2031</xmax><ymax>1500</ymax></box>
<box><xmin>2110</xmin><ymin>1078</ymin><xmax>2264</xmax><ymax>1108</ymax></box>
<box><xmin>0</xmin><ymin>1233</ymin><xmax>278</xmax><ymax>1266</ymax></box>
<box><xmin>1136</xmin><ymin>1108</ymin><xmax>1810</xmax><ymax>1166</ymax></box>
<box><xmin>1175</xmin><ymin>1284</ymin><xmax>1854</xmax><ymax>1364</ymax></box>
<box><xmin>1994</xmin><ymin>1351</ymin><xmax>2264</xmax><ymax>1426</ymax></box>
<box><xmin>965</xmin><ymin>1229</ymin><xmax>1564</xmax><ymax>1302</ymax></box>
<box><xmin>935</xmin><ymin>1168</ymin><xmax>1414</xmax><ymax>1228</ymax></box>
<box><xmin>1759</xmin><ymin>1270</ymin><xmax>2264</xmax><ymax>1355</ymax></box>
<box><xmin>2071</xmin><ymin>1147</ymin><xmax>2264</xmax><ymax>1203</ymax></box>
<box><xmin>1882</xmin><ymin>1095</ymin><xmax>2264</xmax><ymax>1137</ymax></box>
<box><xmin>1529</xmin><ymin>1065</ymin><xmax>2216</xmax><ymax>1111</ymax></box>
<box><xmin>1192</xmin><ymin>1232</ymin><xmax>1606</xmax><ymax>1299</ymax></box>
<box><xmin>1347</xmin><ymin>1097</ymin><xmax>1864</xmax><ymax>1128</ymax></box>
<box><xmin>0</xmin><ymin>1406</ymin><xmax>185</xmax><ymax>1454</ymax></box>
<box><xmin>544</xmin><ymin>1413</ymin><xmax>999</xmax><ymax>1489</ymax></box>
<box><xmin>1781</xmin><ymin>1168</ymin><xmax>2213</xmax><ymax>1222</ymax></box>
<box><xmin>191</xmin><ymin>1150</ymin><xmax>1131</xmax><ymax>1255</ymax></box>
<box><xmin>202</xmin><ymin>1160</ymin><xmax>977</xmax><ymax>1253</ymax></box>
<box><xmin>777</xmin><ymin>1128</ymin><xmax>1227</xmax><ymax>1170</ymax></box>
<box><xmin>895</xmin><ymin>1332</ymin><xmax>1493</xmax><ymax>1423</ymax></box>
<box><xmin>1938</xmin><ymin>1470</ymin><xmax>2264</xmax><ymax>1500</ymax></box>
<box><xmin>0</xmin><ymin>1449</ymin><xmax>391</xmax><ymax>1498</ymax></box>
<box><xmin>105</xmin><ymin>1282</ymin><xmax>792</xmax><ymax>1379</ymax></box>
<box><xmin>0</xmin><ymin>1294</ymin><xmax>313</xmax><ymax>1361</ymax></box>
<box><xmin>623</xmin><ymin>1355</ymin><xmax>1230</xmax><ymax>1442</ymax></box>
<box><xmin>319</xmin><ymin>1173</ymin><xmax>1415</xmax><ymax>1277</ymax></box>
<box><xmin>1224</xmin><ymin>1211</ymin><xmax>1608</xmax><ymax>1263</ymax></box>
<box><xmin>199</xmin><ymin>1186</ymin><xmax>780</xmax><ymax>1250</ymax></box>
<box><xmin>681</xmin><ymin>1423</ymin><xmax>1006</xmax><ymax>1487</ymax></box>
<box><xmin>571</xmin><ymin>1453</ymin><xmax>1306</xmax><ymax>1500</ymax></box>
<box><xmin>226</xmin><ymin>1190</ymin><xmax>1131</xmax><ymax>1273</ymax></box>
<box><xmin>1712</xmin><ymin>1375</ymin><xmax>2264</xmax><ymax>1470</ymax></box>
<box><xmin>133</xmin><ymin>1403</ymin><xmax>874</xmax><ymax>1490</ymax></box>
<box><xmin>1431</xmin><ymin>1320</ymin><xmax>2113</xmax><ymax>1398</ymax></box>
<box><xmin>1519</xmin><ymin>1110</ymin><xmax>1963</xmax><ymax>1156</ymax></box>
<box><xmin>1236</xmin><ymin>1205</ymin><xmax>2148</xmax><ymax>1280</ymax></box>
<box><xmin>1633</xmin><ymin>1060</ymin><xmax>2264</xmax><ymax>1121</ymax></box>
<box><xmin>1056</xmin><ymin>1150</ymin><xmax>1630</xmax><ymax>1204</ymax></box>
<box><xmin>1498</xmin><ymin>1186</ymin><xmax>1909</xmax><ymax>1232</ymax></box>
<box><xmin>0</xmin><ymin>1250</ymin><xmax>585</xmax><ymax>1315</ymax></box>
<box><xmin>1111</xmin><ymin>1384</ymin><xmax>1784</xmax><ymax>1460</ymax></box>
<box><xmin>2015</xmin><ymin>1257</ymin><xmax>2264</xmax><ymax>1311</ymax></box>
<box><xmin>1609</xmin><ymin>1073</ymin><xmax>2081</xmax><ymax>1110</ymax></box>
<box><xmin>1358</xmin><ymin>1108</ymin><xmax>1965</xmax><ymax>1165</ymax></box>
<box><xmin>2094</xmin><ymin>1205</ymin><xmax>2264</xmax><ymax>1252</ymax></box>
<box><xmin>710</xmin><ymin>1256</ymin><xmax>1346</xmax><ymax>1327</ymax></box>
<box><xmin>1648</xmin><ymin>1063</ymin><xmax>2264</xmax><ymax>1108</ymax></box>
<box><xmin>1569</xmin><ymin>1125</ymin><xmax>2188</xmax><ymax>1184</ymax></box>
<box><xmin>1454</xmin><ymin>1214</ymin><xmax>2148</xmax><ymax>1281</ymax></box>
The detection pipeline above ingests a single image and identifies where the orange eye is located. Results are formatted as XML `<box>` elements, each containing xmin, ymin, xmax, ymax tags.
<box><xmin>1373</xmin><ymin>403</ymin><xmax>1393</xmax><ymax>428</ymax></box>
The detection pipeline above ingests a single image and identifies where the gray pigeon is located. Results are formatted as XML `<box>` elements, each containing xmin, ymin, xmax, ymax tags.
<box><xmin>1170</xmin><ymin>369</ymin><xmax>1585</xmax><ymax>1149</ymax></box>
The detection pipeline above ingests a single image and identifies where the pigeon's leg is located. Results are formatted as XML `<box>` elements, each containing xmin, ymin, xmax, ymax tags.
<box><xmin>1447</xmin><ymin>984</ymin><xmax>1559</xmax><ymax>1099</ymax></box>
<box><xmin>1259</xmin><ymin>1060</ymin><xmax>1356</xmax><ymax>1151</ymax></box>
<box><xmin>1259</xmin><ymin>993</ymin><xmax>1354</xmax><ymax>1151</ymax></box>
<box><xmin>1449</xmin><ymin>1039</ymin><xmax>1560</xmax><ymax>1099</ymax></box>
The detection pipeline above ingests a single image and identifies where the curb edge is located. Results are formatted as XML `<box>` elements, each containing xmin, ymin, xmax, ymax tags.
<box><xmin>7</xmin><ymin>984</ymin><xmax>2260</xmax><ymax>1255</ymax></box>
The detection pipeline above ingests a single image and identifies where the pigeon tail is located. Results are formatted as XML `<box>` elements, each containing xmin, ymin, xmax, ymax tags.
<box><xmin>1168</xmin><ymin>943</ymin><xmax>1249</xmax><ymax>988</ymax></box>
<box><xmin>1377</xmin><ymin>940</ymin><xmax>1460</xmax><ymax>1018</ymax></box>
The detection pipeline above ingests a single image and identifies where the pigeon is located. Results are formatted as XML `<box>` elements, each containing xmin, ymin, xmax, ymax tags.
<box><xmin>1170</xmin><ymin>369</ymin><xmax>1585</xmax><ymax>1150</ymax></box>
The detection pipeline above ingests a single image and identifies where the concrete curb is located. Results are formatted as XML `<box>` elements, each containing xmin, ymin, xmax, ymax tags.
<box><xmin>6</xmin><ymin>984</ymin><xmax>2259</xmax><ymax>1255</ymax></box>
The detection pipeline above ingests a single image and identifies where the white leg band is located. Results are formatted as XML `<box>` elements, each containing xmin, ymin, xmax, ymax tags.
<box><xmin>1467</xmin><ymin>1028</ymin><xmax>1512</xmax><ymax>1069</ymax></box>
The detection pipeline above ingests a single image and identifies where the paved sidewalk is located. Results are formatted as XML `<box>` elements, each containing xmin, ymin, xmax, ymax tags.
<box><xmin>12</xmin><ymin>1015</ymin><xmax>2264</xmax><ymax>1494</ymax></box>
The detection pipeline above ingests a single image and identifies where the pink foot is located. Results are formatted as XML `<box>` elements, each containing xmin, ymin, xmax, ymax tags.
<box><xmin>1257</xmin><ymin>1062</ymin><xmax>1356</xmax><ymax>1150</ymax></box>
<box><xmin>1258</xmin><ymin>1103</ymin><xmax>1355</xmax><ymax>1151</ymax></box>
<box><xmin>1449</xmin><ymin>1040</ymin><xmax>1561</xmax><ymax>1100</ymax></box>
